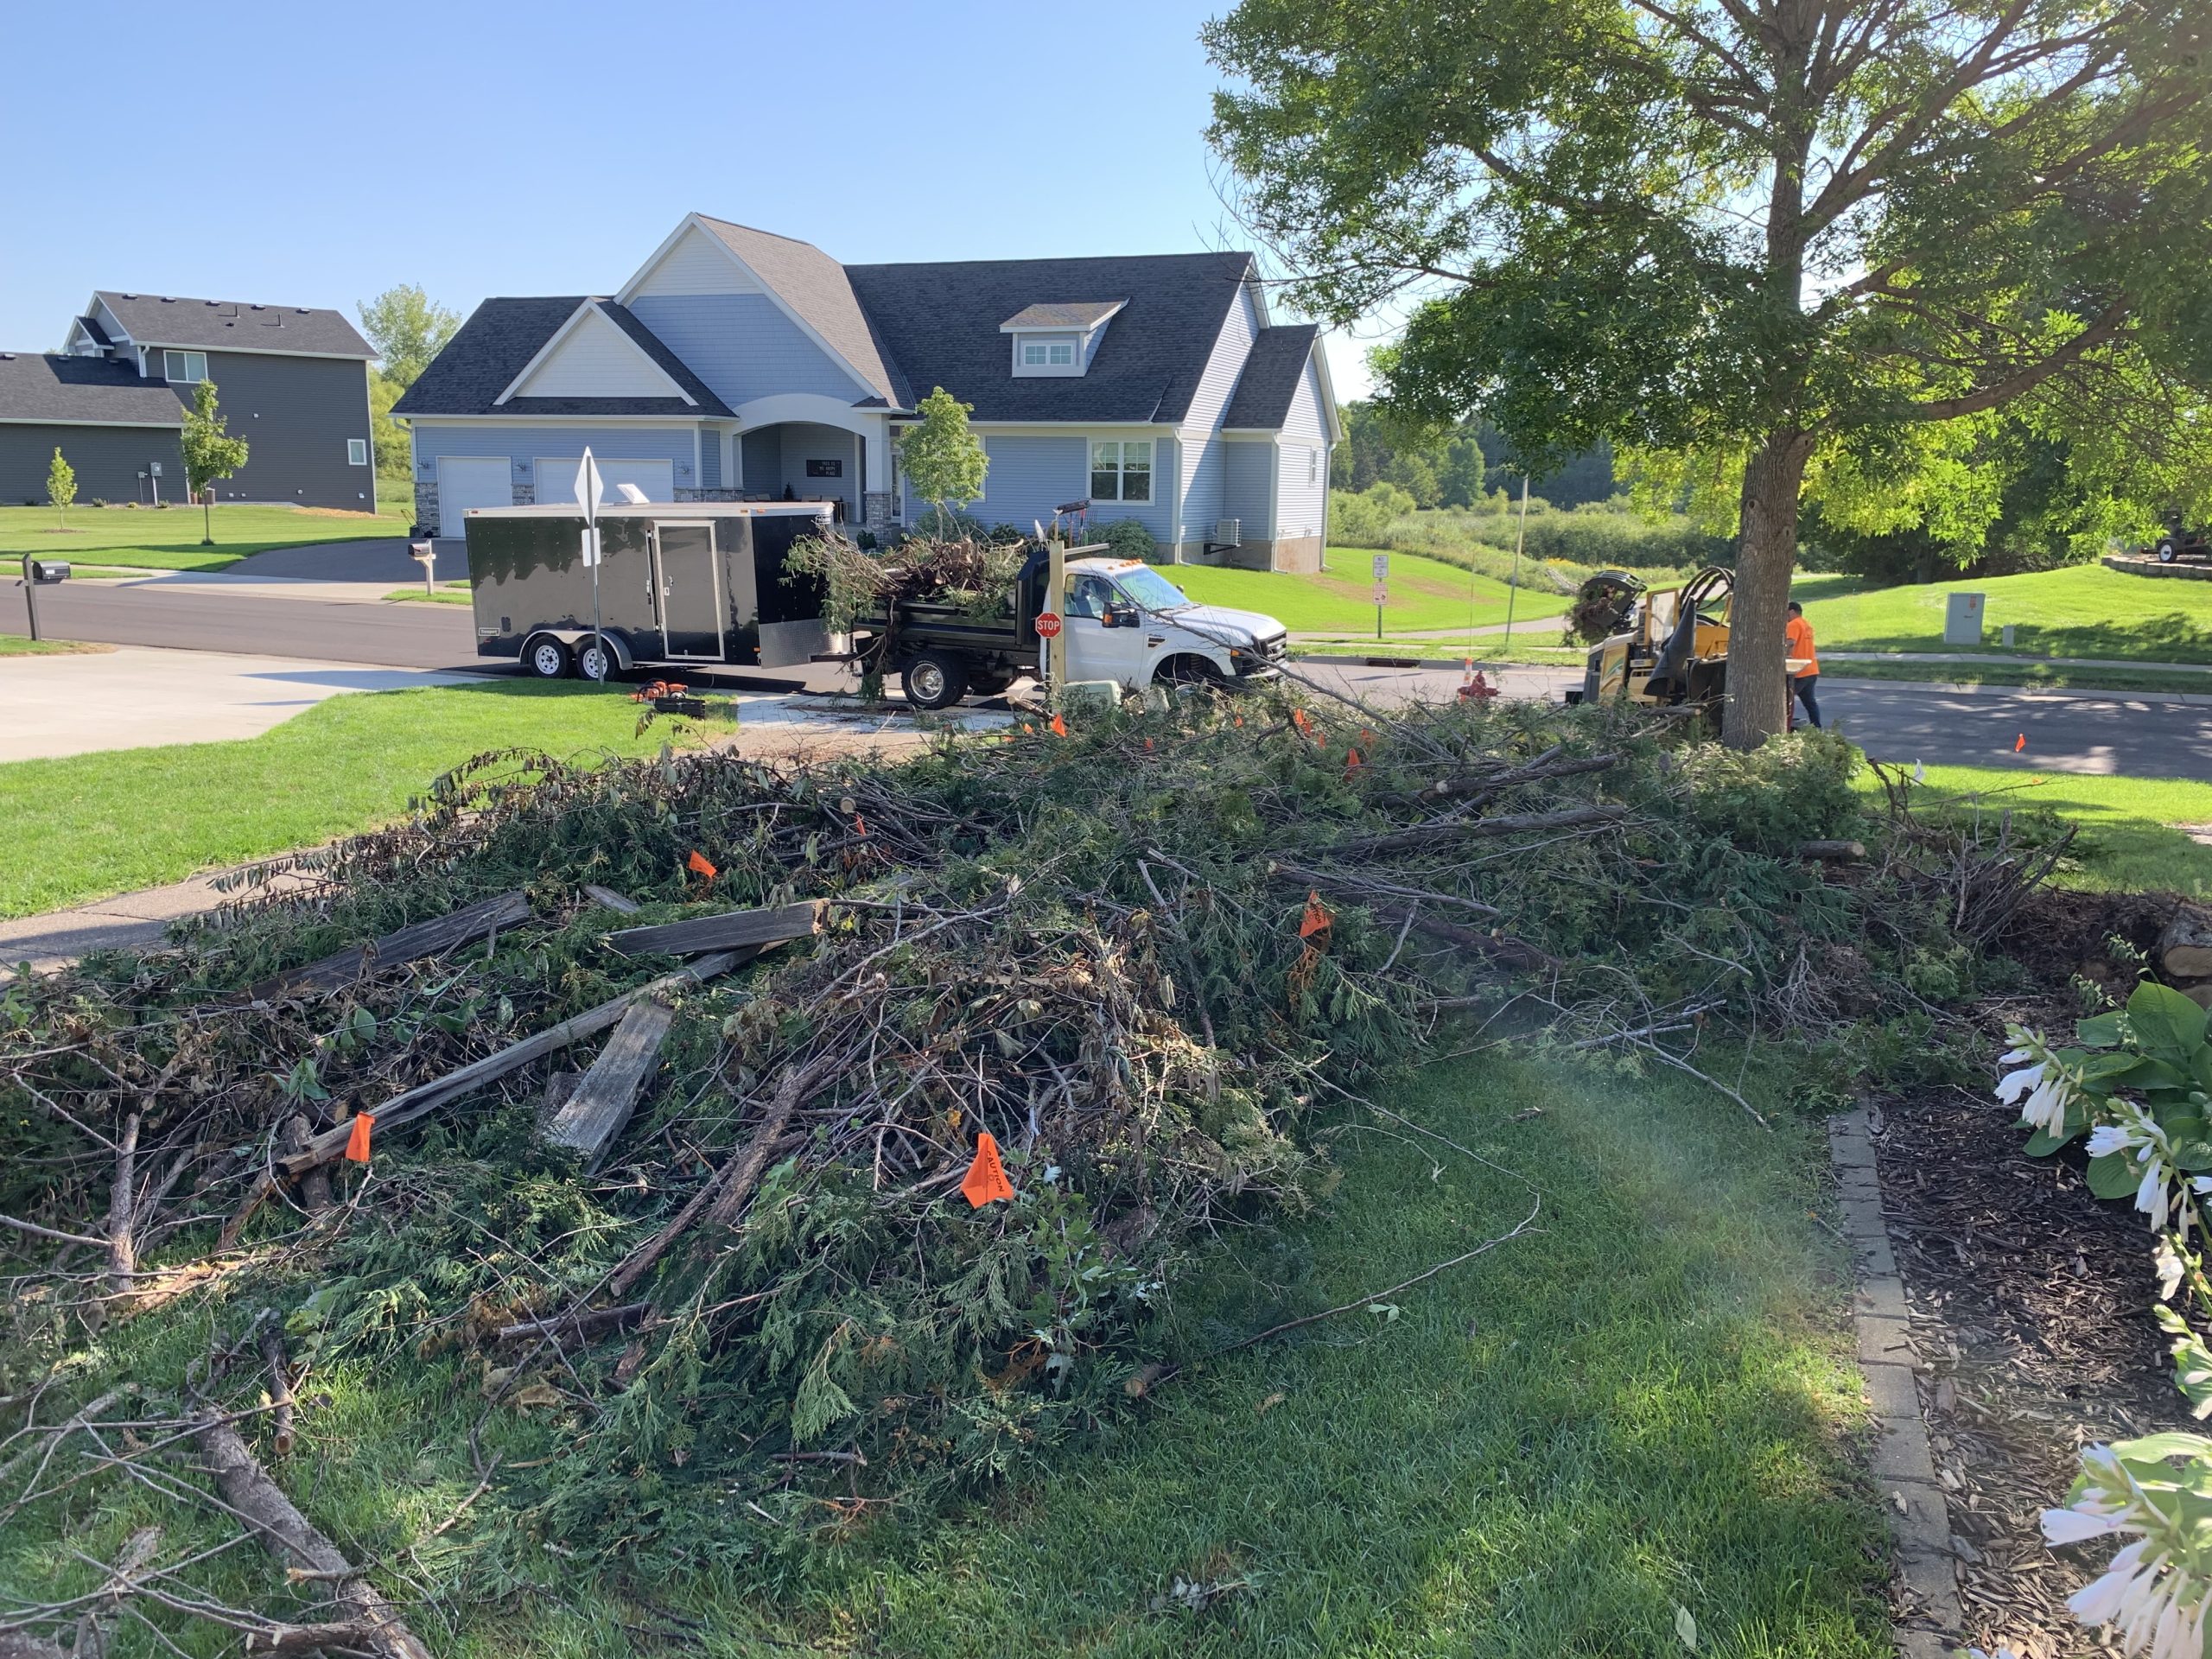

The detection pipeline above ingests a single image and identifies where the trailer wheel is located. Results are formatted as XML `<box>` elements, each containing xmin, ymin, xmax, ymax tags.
<box><xmin>576</xmin><ymin>634</ymin><xmax>620</xmax><ymax>683</ymax></box>
<box><xmin>524</xmin><ymin>633</ymin><xmax>572</xmax><ymax>679</ymax></box>
<box><xmin>901</xmin><ymin>651</ymin><xmax>968</xmax><ymax>711</ymax></box>
<box><xmin>2158</xmin><ymin>537</ymin><xmax>2181</xmax><ymax>563</ymax></box>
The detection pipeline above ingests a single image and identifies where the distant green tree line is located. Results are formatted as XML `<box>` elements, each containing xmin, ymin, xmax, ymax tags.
<box><xmin>1331</xmin><ymin>402</ymin><xmax>1618</xmax><ymax>509</ymax></box>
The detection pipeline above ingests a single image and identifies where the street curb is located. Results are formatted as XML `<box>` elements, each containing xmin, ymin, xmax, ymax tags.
<box><xmin>1830</xmin><ymin>1106</ymin><xmax>1964</xmax><ymax>1658</ymax></box>
<box><xmin>1291</xmin><ymin>652</ymin><xmax>1575</xmax><ymax>672</ymax></box>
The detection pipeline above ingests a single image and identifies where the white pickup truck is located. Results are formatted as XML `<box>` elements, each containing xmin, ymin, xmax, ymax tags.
<box><xmin>855</xmin><ymin>552</ymin><xmax>1293</xmax><ymax>709</ymax></box>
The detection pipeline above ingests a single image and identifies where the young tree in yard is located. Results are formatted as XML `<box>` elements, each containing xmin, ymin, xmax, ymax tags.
<box><xmin>1206</xmin><ymin>0</ymin><xmax>2212</xmax><ymax>747</ymax></box>
<box><xmin>896</xmin><ymin>386</ymin><xmax>988</xmax><ymax>537</ymax></box>
<box><xmin>45</xmin><ymin>448</ymin><xmax>75</xmax><ymax>527</ymax></box>
<box><xmin>181</xmin><ymin>382</ymin><xmax>249</xmax><ymax>546</ymax></box>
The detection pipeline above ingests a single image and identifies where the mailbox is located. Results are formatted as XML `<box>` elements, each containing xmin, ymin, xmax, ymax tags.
<box><xmin>28</xmin><ymin>559</ymin><xmax>68</xmax><ymax>584</ymax></box>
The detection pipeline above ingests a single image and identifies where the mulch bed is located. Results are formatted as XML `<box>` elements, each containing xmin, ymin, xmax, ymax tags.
<box><xmin>1867</xmin><ymin>886</ymin><xmax>2191</xmax><ymax>1658</ymax></box>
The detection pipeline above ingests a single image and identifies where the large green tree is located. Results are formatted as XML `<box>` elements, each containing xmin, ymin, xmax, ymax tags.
<box><xmin>1207</xmin><ymin>0</ymin><xmax>2212</xmax><ymax>745</ymax></box>
<box><xmin>358</xmin><ymin>284</ymin><xmax>461</xmax><ymax>495</ymax></box>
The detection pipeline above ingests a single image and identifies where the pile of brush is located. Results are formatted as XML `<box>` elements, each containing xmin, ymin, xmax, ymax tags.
<box><xmin>0</xmin><ymin>683</ymin><xmax>1956</xmax><ymax>1642</ymax></box>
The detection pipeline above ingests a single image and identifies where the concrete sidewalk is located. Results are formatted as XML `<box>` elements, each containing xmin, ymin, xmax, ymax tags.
<box><xmin>0</xmin><ymin>646</ymin><xmax>474</xmax><ymax>761</ymax></box>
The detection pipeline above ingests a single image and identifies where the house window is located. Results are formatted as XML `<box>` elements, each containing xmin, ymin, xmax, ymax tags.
<box><xmin>347</xmin><ymin>439</ymin><xmax>369</xmax><ymax>467</ymax></box>
<box><xmin>1308</xmin><ymin>448</ymin><xmax>1319</xmax><ymax>486</ymax></box>
<box><xmin>1090</xmin><ymin>439</ymin><xmax>1152</xmax><ymax>504</ymax></box>
<box><xmin>162</xmin><ymin>350</ymin><xmax>207</xmax><ymax>384</ymax></box>
<box><xmin>1021</xmin><ymin>340</ymin><xmax>1075</xmax><ymax>367</ymax></box>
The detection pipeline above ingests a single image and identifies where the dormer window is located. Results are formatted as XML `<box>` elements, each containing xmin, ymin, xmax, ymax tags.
<box><xmin>1001</xmin><ymin>300</ymin><xmax>1126</xmax><ymax>378</ymax></box>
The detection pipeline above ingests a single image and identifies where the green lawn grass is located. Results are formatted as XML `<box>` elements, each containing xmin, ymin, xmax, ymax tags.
<box><xmin>385</xmin><ymin>583</ymin><xmax>474</xmax><ymax>605</ymax></box>
<box><xmin>0</xmin><ymin>501</ymin><xmax>410</xmax><ymax>575</ymax></box>
<box><xmin>9</xmin><ymin>1052</ymin><xmax>1886</xmax><ymax>1657</ymax></box>
<box><xmin>0</xmin><ymin>636</ymin><xmax>111</xmax><ymax>657</ymax></box>
<box><xmin>1876</xmin><ymin>764</ymin><xmax>2212</xmax><ymax>898</ymax></box>
<box><xmin>1166</xmin><ymin>548</ymin><xmax>1573</xmax><ymax>637</ymax></box>
<box><xmin>0</xmin><ymin>682</ymin><xmax>693</xmax><ymax>919</ymax></box>
<box><xmin>1799</xmin><ymin>564</ymin><xmax>2212</xmax><ymax>664</ymax></box>
<box><xmin>1822</xmin><ymin>658</ymin><xmax>2212</xmax><ymax>696</ymax></box>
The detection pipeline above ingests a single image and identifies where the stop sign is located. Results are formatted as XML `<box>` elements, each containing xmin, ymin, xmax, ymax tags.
<box><xmin>1034</xmin><ymin>611</ymin><xmax>1064</xmax><ymax>639</ymax></box>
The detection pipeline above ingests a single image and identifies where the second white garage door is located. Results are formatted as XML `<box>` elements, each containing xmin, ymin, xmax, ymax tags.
<box><xmin>534</xmin><ymin>458</ymin><xmax>675</xmax><ymax>508</ymax></box>
<box><xmin>436</xmin><ymin>455</ymin><xmax>513</xmax><ymax>536</ymax></box>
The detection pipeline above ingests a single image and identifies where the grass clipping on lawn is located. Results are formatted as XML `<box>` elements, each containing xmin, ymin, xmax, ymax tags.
<box><xmin>0</xmin><ymin>686</ymin><xmax>2027</xmax><ymax>1636</ymax></box>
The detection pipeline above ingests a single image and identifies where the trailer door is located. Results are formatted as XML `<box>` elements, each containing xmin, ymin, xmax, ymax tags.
<box><xmin>652</xmin><ymin>524</ymin><xmax>724</xmax><ymax>659</ymax></box>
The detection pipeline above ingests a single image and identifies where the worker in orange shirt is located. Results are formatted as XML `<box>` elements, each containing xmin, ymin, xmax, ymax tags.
<box><xmin>1784</xmin><ymin>601</ymin><xmax>1821</xmax><ymax>729</ymax></box>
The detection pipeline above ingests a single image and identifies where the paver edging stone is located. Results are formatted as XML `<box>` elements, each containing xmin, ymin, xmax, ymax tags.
<box><xmin>1829</xmin><ymin>1105</ymin><xmax>1966</xmax><ymax>1659</ymax></box>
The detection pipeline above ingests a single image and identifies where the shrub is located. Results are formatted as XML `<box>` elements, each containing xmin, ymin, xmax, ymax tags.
<box><xmin>1675</xmin><ymin>728</ymin><xmax>1862</xmax><ymax>855</ymax></box>
<box><xmin>1329</xmin><ymin>482</ymin><xmax>1415</xmax><ymax>547</ymax></box>
<box><xmin>1090</xmin><ymin>517</ymin><xmax>1156</xmax><ymax>562</ymax></box>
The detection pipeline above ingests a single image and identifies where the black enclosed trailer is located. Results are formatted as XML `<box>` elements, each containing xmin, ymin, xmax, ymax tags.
<box><xmin>462</xmin><ymin>502</ymin><xmax>834</xmax><ymax>680</ymax></box>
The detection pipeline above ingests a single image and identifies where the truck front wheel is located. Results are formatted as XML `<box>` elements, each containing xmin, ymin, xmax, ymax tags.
<box><xmin>901</xmin><ymin>651</ymin><xmax>968</xmax><ymax>711</ymax></box>
<box><xmin>1156</xmin><ymin>654</ymin><xmax>1224</xmax><ymax>688</ymax></box>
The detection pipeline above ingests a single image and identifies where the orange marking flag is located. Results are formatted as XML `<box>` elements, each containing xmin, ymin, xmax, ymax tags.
<box><xmin>1344</xmin><ymin>747</ymin><xmax>1363</xmax><ymax>773</ymax></box>
<box><xmin>1050</xmin><ymin>713</ymin><xmax>1069</xmax><ymax>737</ymax></box>
<box><xmin>344</xmin><ymin>1111</ymin><xmax>376</xmax><ymax>1163</ymax></box>
<box><xmin>1299</xmin><ymin>890</ymin><xmax>1333</xmax><ymax>938</ymax></box>
<box><xmin>962</xmin><ymin>1131</ymin><xmax>1015</xmax><ymax>1208</ymax></box>
<box><xmin>2015</xmin><ymin>733</ymin><xmax>2028</xmax><ymax>753</ymax></box>
<box><xmin>853</xmin><ymin>813</ymin><xmax>868</xmax><ymax>838</ymax></box>
<box><xmin>687</xmin><ymin>850</ymin><xmax>718</xmax><ymax>881</ymax></box>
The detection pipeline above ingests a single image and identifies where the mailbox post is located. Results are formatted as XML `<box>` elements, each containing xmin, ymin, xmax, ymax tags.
<box><xmin>18</xmin><ymin>556</ymin><xmax>69</xmax><ymax>642</ymax></box>
<box><xmin>409</xmin><ymin>536</ymin><xmax>437</xmax><ymax>596</ymax></box>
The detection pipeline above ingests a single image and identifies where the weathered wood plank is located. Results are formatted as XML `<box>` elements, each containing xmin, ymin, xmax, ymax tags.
<box><xmin>607</xmin><ymin>899</ymin><xmax>823</xmax><ymax>958</ymax></box>
<box><xmin>250</xmin><ymin>890</ymin><xmax>531</xmax><ymax>1001</ymax></box>
<box><xmin>282</xmin><ymin>951</ymin><xmax>741</xmax><ymax>1176</ymax></box>
<box><xmin>543</xmin><ymin>1001</ymin><xmax>677</xmax><ymax>1169</ymax></box>
<box><xmin>582</xmin><ymin>884</ymin><xmax>641</xmax><ymax>915</ymax></box>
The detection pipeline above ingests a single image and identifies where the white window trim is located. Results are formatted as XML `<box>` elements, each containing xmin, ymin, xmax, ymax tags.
<box><xmin>1090</xmin><ymin>437</ymin><xmax>1154</xmax><ymax>505</ymax></box>
<box><xmin>163</xmin><ymin>350</ymin><xmax>208</xmax><ymax>384</ymax></box>
<box><xmin>1010</xmin><ymin>332</ymin><xmax>1086</xmax><ymax>378</ymax></box>
<box><xmin>347</xmin><ymin>438</ymin><xmax>369</xmax><ymax>467</ymax></box>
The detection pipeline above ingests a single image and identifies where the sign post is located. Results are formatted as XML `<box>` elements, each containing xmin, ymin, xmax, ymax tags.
<box><xmin>1501</xmin><ymin>476</ymin><xmax>1530</xmax><ymax>648</ymax></box>
<box><xmin>1043</xmin><ymin>537</ymin><xmax>1069</xmax><ymax>696</ymax></box>
<box><xmin>1371</xmin><ymin>552</ymin><xmax>1389</xmax><ymax>639</ymax></box>
<box><xmin>574</xmin><ymin>450</ymin><xmax>604</xmax><ymax>679</ymax></box>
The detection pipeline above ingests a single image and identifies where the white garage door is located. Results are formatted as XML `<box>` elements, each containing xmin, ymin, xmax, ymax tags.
<box><xmin>436</xmin><ymin>455</ymin><xmax>513</xmax><ymax>536</ymax></box>
<box><xmin>534</xmin><ymin>458</ymin><xmax>675</xmax><ymax>509</ymax></box>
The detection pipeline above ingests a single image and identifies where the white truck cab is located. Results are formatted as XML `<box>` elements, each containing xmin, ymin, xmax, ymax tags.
<box><xmin>1057</xmin><ymin>557</ymin><xmax>1289</xmax><ymax>691</ymax></box>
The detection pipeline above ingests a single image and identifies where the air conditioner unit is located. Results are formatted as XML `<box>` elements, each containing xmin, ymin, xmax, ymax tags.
<box><xmin>1212</xmin><ymin>518</ymin><xmax>1242</xmax><ymax>547</ymax></box>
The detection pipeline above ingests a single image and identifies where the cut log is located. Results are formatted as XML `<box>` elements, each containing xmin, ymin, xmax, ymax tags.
<box><xmin>1338</xmin><ymin>803</ymin><xmax>1627</xmax><ymax>858</ymax></box>
<box><xmin>2174</xmin><ymin>980</ymin><xmax>2212</xmax><ymax>1012</ymax></box>
<box><xmin>1796</xmin><ymin>839</ymin><xmax>1867</xmax><ymax>861</ymax></box>
<box><xmin>582</xmin><ymin>884</ymin><xmax>641</xmax><ymax>915</ymax></box>
<box><xmin>249</xmin><ymin>890</ymin><xmax>531</xmax><ymax>1001</ymax></box>
<box><xmin>1420</xmin><ymin>749</ymin><xmax>1620</xmax><ymax>803</ymax></box>
<box><xmin>189</xmin><ymin>1413</ymin><xmax>432</xmax><ymax>1659</ymax></box>
<box><xmin>607</xmin><ymin>899</ymin><xmax>823</xmax><ymax>959</ymax></box>
<box><xmin>542</xmin><ymin>1001</ymin><xmax>677</xmax><ymax>1169</ymax></box>
<box><xmin>280</xmin><ymin>952</ymin><xmax>741</xmax><ymax>1177</ymax></box>
<box><xmin>2160</xmin><ymin>906</ymin><xmax>2212</xmax><ymax>980</ymax></box>
<box><xmin>494</xmin><ymin>1300</ymin><xmax>651</xmax><ymax>1344</ymax></box>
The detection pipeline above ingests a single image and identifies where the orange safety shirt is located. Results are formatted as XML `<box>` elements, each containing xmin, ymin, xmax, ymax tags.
<box><xmin>1784</xmin><ymin>613</ymin><xmax>1818</xmax><ymax>677</ymax></box>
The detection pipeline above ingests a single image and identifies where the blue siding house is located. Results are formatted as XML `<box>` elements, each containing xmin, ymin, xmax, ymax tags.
<box><xmin>397</xmin><ymin>215</ymin><xmax>1341</xmax><ymax>570</ymax></box>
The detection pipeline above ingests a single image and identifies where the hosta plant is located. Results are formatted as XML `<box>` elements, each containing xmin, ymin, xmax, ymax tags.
<box><xmin>1999</xmin><ymin>981</ymin><xmax>2212</xmax><ymax>1655</ymax></box>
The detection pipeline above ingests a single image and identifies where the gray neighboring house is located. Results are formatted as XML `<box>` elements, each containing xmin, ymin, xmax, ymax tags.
<box><xmin>0</xmin><ymin>292</ymin><xmax>378</xmax><ymax>509</ymax></box>
<box><xmin>397</xmin><ymin>214</ymin><xmax>1339</xmax><ymax>570</ymax></box>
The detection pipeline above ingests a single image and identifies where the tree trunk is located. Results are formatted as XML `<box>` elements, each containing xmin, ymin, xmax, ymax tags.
<box><xmin>1723</xmin><ymin>430</ymin><xmax>1814</xmax><ymax>751</ymax></box>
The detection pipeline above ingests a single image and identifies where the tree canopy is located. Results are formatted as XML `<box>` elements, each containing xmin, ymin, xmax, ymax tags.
<box><xmin>1207</xmin><ymin>0</ymin><xmax>2212</xmax><ymax>743</ymax></box>
<box><xmin>896</xmin><ymin>387</ymin><xmax>989</xmax><ymax>536</ymax></box>
<box><xmin>358</xmin><ymin>284</ymin><xmax>461</xmax><ymax>387</ymax></box>
<box><xmin>180</xmin><ymin>382</ymin><xmax>249</xmax><ymax>499</ymax></box>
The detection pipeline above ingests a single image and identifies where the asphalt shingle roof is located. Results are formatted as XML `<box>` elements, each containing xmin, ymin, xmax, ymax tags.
<box><xmin>392</xmin><ymin>299</ymin><xmax>733</xmax><ymax>417</ymax></box>
<box><xmin>846</xmin><ymin>251</ymin><xmax>1254</xmax><ymax>424</ymax></box>
<box><xmin>1220</xmin><ymin>324</ymin><xmax>1320</xmax><ymax>430</ymax></box>
<box><xmin>0</xmin><ymin>353</ymin><xmax>187</xmax><ymax>426</ymax></box>
<box><xmin>95</xmin><ymin>292</ymin><xmax>373</xmax><ymax>359</ymax></box>
<box><xmin>74</xmin><ymin>315</ymin><xmax>112</xmax><ymax>348</ymax></box>
<box><xmin>693</xmin><ymin>218</ymin><xmax>908</xmax><ymax>408</ymax></box>
<box><xmin>1001</xmin><ymin>301</ymin><xmax>1125</xmax><ymax>330</ymax></box>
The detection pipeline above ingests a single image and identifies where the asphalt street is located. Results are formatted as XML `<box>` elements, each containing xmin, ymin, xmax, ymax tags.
<box><xmin>10</xmin><ymin>582</ymin><xmax>2212</xmax><ymax>783</ymax></box>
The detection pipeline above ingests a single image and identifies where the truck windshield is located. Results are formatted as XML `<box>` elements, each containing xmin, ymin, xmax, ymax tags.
<box><xmin>1114</xmin><ymin>568</ymin><xmax>1192</xmax><ymax>611</ymax></box>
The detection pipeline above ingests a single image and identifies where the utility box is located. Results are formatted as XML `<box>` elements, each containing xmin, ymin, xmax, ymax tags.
<box><xmin>1943</xmin><ymin>591</ymin><xmax>1986</xmax><ymax>646</ymax></box>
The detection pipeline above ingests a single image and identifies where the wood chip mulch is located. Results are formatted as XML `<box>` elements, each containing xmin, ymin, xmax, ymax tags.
<box><xmin>1869</xmin><ymin>886</ymin><xmax>2196</xmax><ymax>1657</ymax></box>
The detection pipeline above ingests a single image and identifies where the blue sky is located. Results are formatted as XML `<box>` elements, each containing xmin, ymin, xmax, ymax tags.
<box><xmin>0</xmin><ymin>0</ymin><xmax>1376</xmax><ymax>399</ymax></box>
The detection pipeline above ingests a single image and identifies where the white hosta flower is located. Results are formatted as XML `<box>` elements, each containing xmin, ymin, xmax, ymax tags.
<box><xmin>2158</xmin><ymin>1239</ymin><xmax>2186</xmax><ymax>1302</ymax></box>
<box><xmin>2048</xmin><ymin>1443</ymin><xmax>2212</xmax><ymax>1657</ymax></box>
<box><xmin>1997</xmin><ymin>1030</ymin><xmax>2080</xmax><ymax>1136</ymax></box>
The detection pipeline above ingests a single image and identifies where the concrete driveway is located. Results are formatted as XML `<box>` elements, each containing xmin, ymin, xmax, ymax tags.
<box><xmin>0</xmin><ymin>646</ymin><xmax>474</xmax><ymax>761</ymax></box>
